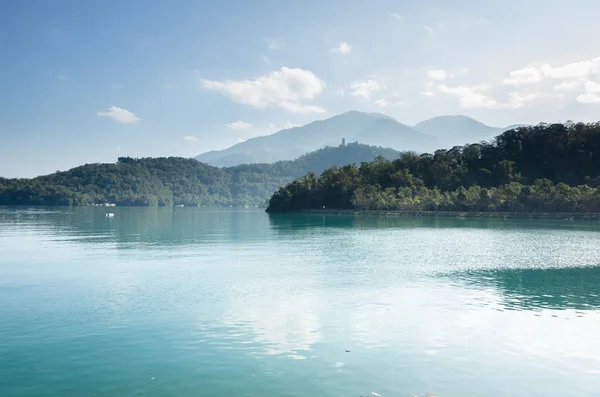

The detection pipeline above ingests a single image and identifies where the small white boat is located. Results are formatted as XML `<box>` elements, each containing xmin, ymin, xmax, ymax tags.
<box><xmin>106</xmin><ymin>213</ymin><xmax>115</xmax><ymax>217</ymax></box>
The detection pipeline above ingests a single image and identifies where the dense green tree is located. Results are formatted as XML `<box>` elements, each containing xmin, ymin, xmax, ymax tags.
<box><xmin>267</xmin><ymin>122</ymin><xmax>600</xmax><ymax>213</ymax></box>
<box><xmin>0</xmin><ymin>143</ymin><xmax>401</xmax><ymax>207</ymax></box>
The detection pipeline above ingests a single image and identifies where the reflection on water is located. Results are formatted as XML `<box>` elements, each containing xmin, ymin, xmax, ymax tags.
<box><xmin>448</xmin><ymin>266</ymin><xmax>600</xmax><ymax>311</ymax></box>
<box><xmin>1</xmin><ymin>207</ymin><xmax>600</xmax><ymax>397</ymax></box>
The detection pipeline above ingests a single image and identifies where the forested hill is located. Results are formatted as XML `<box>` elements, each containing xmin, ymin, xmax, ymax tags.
<box><xmin>0</xmin><ymin>142</ymin><xmax>400</xmax><ymax>207</ymax></box>
<box><xmin>266</xmin><ymin>121</ymin><xmax>600</xmax><ymax>213</ymax></box>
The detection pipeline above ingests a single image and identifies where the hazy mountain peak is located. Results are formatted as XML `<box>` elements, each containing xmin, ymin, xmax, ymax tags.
<box><xmin>414</xmin><ymin>115</ymin><xmax>503</xmax><ymax>146</ymax></box>
<box><xmin>195</xmin><ymin>111</ymin><xmax>529</xmax><ymax>167</ymax></box>
<box><xmin>195</xmin><ymin>111</ymin><xmax>435</xmax><ymax>167</ymax></box>
<box><xmin>415</xmin><ymin>115</ymin><xmax>490</xmax><ymax>128</ymax></box>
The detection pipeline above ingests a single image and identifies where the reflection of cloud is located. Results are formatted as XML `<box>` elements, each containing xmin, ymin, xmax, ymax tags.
<box><xmin>455</xmin><ymin>304</ymin><xmax>600</xmax><ymax>360</ymax></box>
<box><xmin>221</xmin><ymin>292</ymin><xmax>321</xmax><ymax>356</ymax></box>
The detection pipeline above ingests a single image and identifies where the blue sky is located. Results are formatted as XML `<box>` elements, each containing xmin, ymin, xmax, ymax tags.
<box><xmin>1</xmin><ymin>0</ymin><xmax>600</xmax><ymax>177</ymax></box>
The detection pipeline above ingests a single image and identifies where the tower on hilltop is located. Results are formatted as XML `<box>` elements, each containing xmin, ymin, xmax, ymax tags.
<box><xmin>341</xmin><ymin>138</ymin><xmax>346</xmax><ymax>147</ymax></box>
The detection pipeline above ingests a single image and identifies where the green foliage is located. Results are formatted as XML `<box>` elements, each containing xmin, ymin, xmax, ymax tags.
<box><xmin>0</xmin><ymin>143</ymin><xmax>400</xmax><ymax>207</ymax></box>
<box><xmin>267</xmin><ymin>122</ymin><xmax>600</xmax><ymax>213</ymax></box>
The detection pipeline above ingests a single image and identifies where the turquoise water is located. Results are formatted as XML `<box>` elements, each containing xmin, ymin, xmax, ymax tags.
<box><xmin>1</xmin><ymin>207</ymin><xmax>600</xmax><ymax>397</ymax></box>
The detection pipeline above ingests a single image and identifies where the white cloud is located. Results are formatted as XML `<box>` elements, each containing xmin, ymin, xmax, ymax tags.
<box><xmin>576</xmin><ymin>93</ymin><xmax>600</xmax><ymax>104</ymax></box>
<box><xmin>438</xmin><ymin>83</ymin><xmax>545</xmax><ymax>109</ymax></box>
<box><xmin>374</xmin><ymin>98</ymin><xmax>406</xmax><ymax>107</ymax></box>
<box><xmin>576</xmin><ymin>80</ymin><xmax>600</xmax><ymax>104</ymax></box>
<box><xmin>201</xmin><ymin>67</ymin><xmax>326</xmax><ymax>114</ymax></box>
<box><xmin>389</xmin><ymin>12</ymin><xmax>403</xmax><ymax>21</ymax></box>
<box><xmin>335</xmin><ymin>88</ymin><xmax>345</xmax><ymax>97</ymax></box>
<box><xmin>350</xmin><ymin>79</ymin><xmax>381</xmax><ymax>100</ymax></box>
<box><xmin>266</xmin><ymin>38</ymin><xmax>283</xmax><ymax>50</ymax></box>
<box><xmin>97</xmin><ymin>106</ymin><xmax>141</xmax><ymax>124</ymax></box>
<box><xmin>505</xmin><ymin>92</ymin><xmax>541</xmax><ymax>108</ymax></box>
<box><xmin>428</xmin><ymin>69</ymin><xmax>448</xmax><ymax>81</ymax></box>
<box><xmin>554</xmin><ymin>80</ymin><xmax>582</xmax><ymax>91</ymax></box>
<box><xmin>421</xmin><ymin>91</ymin><xmax>436</xmax><ymax>97</ymax></box>
<box><xmin>504</xmin><ymin>56</ymin><xmax>600</xmax><ymax>86</ymax></box>
<box><xmin>183</xmin><ymin>135</ymin><xmax>199</xmax><ymax>142</ymax></box>
<box><xmin>237</xmin><ymin>137</ymin><xmax>246</xmax><ymax>143</ymax></box>
<box><xmin>424</xmin><ymin>25</ymin><xmax>434</xmax><ymax>36</ymax></box>
<box><xmin>278</xmin><ymin>101</ymin><xmax>326</xmax><ymax>114</ymax></box>
<box><xmin>57</xmin><ymin>75</ymin><xmax>67</xmax><ymax>80</ymax></box>
<box><xmin>542</xmin><ymin>58</ymin><xmax>600</xmax><ymax>79</ymax></box>
<box><xmin>503</xmin><ymin>67</ymin><xmax>543</xmax><ymax>86</ymax></box>
<box><xmin>438</xmin><ymin>84</ymin><xmax>497</xmax><ymax>108</ymax></box>
<box><xmin>330</xmin><ymin>42</ymin><xmax>351</xmax><ymax>54</ymax></box>
<box><xmin>226</xmin><ymin>121</ymin><xmax>254</xmax><ymax>130</ymax></box>
<box><xmin>584</xmin><ymin>80</ymin><xmax>600</xmax><ymax>93</ymax></box>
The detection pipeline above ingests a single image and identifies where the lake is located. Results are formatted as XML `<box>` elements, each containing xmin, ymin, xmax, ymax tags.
<box><xmin>1</xmin><ymin>207</ymin><xmax>600</xmax><ymax>397</ymax></box>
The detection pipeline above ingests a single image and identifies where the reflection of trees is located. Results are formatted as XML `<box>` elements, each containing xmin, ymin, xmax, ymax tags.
<box><xmin>1</xmin><ymin>207</ymin><xmax>272</xmax><ymax>247</ymax></box>
<box><xmin>267</xmin><ymin>212</ymin><xmax>598</xmax><ymax>233</ymax></box>
<box><xmin>450</xmin><ymin>266</ymin><xmax>600</xmax><ymax>311</ymax></box>
<box><xmin>268</xmin><ymin>213</ymin><xmax>459</xmax><ymax>231</ymax></box>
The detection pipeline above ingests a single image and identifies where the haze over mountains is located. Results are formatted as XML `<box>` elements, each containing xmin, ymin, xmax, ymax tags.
<box><xmin>196</xmin><ymin>111</ymin><xmax>526</xmax><ymax>167</ymax></box>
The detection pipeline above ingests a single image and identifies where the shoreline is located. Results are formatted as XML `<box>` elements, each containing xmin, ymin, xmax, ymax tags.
<box><xmin>288</xmin><ymin>209</ymin><xmax>600</xmax><ymax>220</ymax></box>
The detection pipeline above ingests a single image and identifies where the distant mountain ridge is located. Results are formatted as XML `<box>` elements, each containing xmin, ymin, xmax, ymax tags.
<box><xmin>196</xmin><ymin>111</ymin><xmax>435</xmax><ymax>167</ymax></box>
<box><xmin>196</xmin><ymin>111</ymin><xmax>522</xmax><ymax>167</ymax></box>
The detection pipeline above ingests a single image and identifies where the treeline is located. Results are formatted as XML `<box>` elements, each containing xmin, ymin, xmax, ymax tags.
<box><xmin>266</xmin><ymin>121</ymin><xmax>600</xmax><ymax>213</ymax></box>
<box><xmin>0</xmin><ymin>143</ymin><xmax>399</xmax><ymax>207</ymax></box>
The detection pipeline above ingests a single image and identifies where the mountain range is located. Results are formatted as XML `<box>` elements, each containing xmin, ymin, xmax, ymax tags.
<box><xmin>196</xmin><ymin>111</ymin><xmax>526</xmax><ymax>167</ymax></box>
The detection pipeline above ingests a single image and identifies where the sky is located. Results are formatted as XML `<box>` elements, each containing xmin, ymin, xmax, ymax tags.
<box><xmin>1</xmin><ymin>0</ymin><xmax>600</xmax><ymax>177</ymax></box>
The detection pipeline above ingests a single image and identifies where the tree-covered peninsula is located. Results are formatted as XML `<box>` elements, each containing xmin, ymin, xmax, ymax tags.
<box><xmin>266</xmin><ymin>122</ymin><xmax>600</xmax><ymax>213</ymax></box>
<box><xmin>0</xmin><ymin>142</ymin><xmax>399</xmax><ymax>207</ymax></box>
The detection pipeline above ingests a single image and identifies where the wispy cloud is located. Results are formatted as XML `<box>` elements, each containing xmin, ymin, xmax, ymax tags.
<box><xmin>226</xmin><ymin>121</ymin><xmax>254</xmax><ymax>130</ymax></box>
<box><xmin>503</xmin><ymin>67</ymin><xmax>543</xmax><ymax>86</ymax></box>
<box><xmin>97</xmin><ymin>106</ymin><xmax>140</xmax><ymax>124</ymax></box>
<box><xmin>576</xmin><ymin>80</ymin><xmax>600</xmax><ymax>104</ymax></box>
<box><xmin>427</xmin><ymin>69</ymin><xmax>448</xmax><ymax>81</ymax></box>
<box><xmin>229</xmin><ymin>121</ymin><xmax>303</xmax><ymax>143</ymax></box>
<box><xmin>504</xmin><ymin>56</ymin><xmax>600</xmax><ymax>86</ymax></box>
<box><xmin>183</xmin><ymin>135</ymin><xmax>199</xmax><ymax>142</ymax></box>
<box><xmin>202</xmin><ymin>67</ymin><xmax>326</xmax><ymax>114</ymax></box>
<box><xmin>57</xmin><ymin>75</ymin><xmax>67</xmax><ymax>80</ymax></box>
<box><xmin>424</xmin><ymin>25</ymin><xmax>434</xmax><ymax>37</ymax></box>
<box><xmin>374</xmin><ymin>97</ymin><xmax>406</xmax><ymax>107</ymax></box>
<box><xmin>330</xmin><ymin>42</ymin><xmax>352</xmax><ymax>54</ymax></box>
<box><xmin>389</xmin><ymin>12</ymin><xmax>403</xmax><ymax>21</ymax></box>
<box><xmin>437</xmin><ymin>83</ymin><xmax>546</xmax><ymax>109</ymax></box>
<box><xmin>576</xmin><ymin>93</ymin><xmax>600</xmax><ymax>104</ymax></box>
<box><xmin>350</xmin><ymin>79</ymin><xmax>381</xmax><ymax>100</ymax></box>
<box><xmin>266</xmin><ymin>38</ymin><xmax>283</xmax><ymax>50</ymax></box>
<box><xmin>554</xmin><ymin>81</ymin><xmax>581</xmax><ymax>91</ymax></box>
<box><xmin>437</xmin><ymin>84</ymin><xmax>497</xmax><ymax>109</ymax></box>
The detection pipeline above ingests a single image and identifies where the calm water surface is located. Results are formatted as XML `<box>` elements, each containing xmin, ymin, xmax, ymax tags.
<box><xmin>1</xmin><ymin>207</ymin><xmax>600</xmax><ymax>397</ymax></box>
